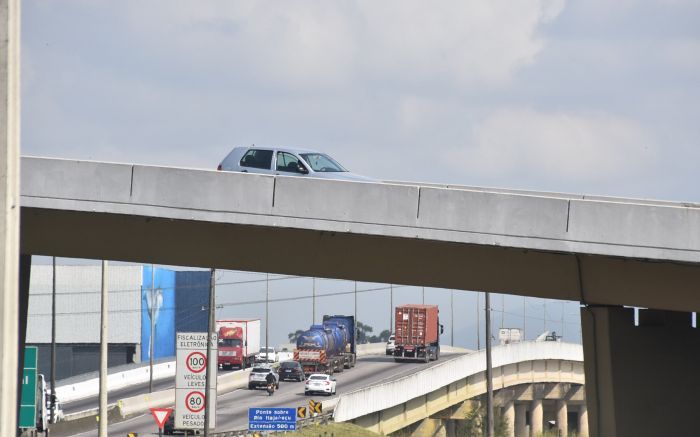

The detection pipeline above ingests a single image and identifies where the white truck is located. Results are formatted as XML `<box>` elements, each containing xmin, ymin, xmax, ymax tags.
<box><xmin>216</xmin><ymin>319</ymin><xmax>261</xmax><ymax>369</ymax></box>
<box><xmin>255</xmin><ymin>346</ymin><xmax>277</xmax><ymax>363</ymax></box>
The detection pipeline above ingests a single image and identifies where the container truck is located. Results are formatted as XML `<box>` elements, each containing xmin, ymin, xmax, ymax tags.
<box><xmin>216</xmin><ymin>319</ymin><xmax>261</xmax><ymax>369</ymax></box>
<box><xmin>294</xmin><ymin>315</ymin><xmax>356</xmax><ymax>375</ymax></box>
<box><xmin>393</xmin><ymin>304</ymin><xmax>443</xmax><ymax>363</ymax></box>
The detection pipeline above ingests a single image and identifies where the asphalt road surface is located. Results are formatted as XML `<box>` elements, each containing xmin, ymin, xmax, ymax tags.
<box><xmin>57</xmin><ymin>352</ymin><xmax>466</xmax><ymax>436</ymax></box>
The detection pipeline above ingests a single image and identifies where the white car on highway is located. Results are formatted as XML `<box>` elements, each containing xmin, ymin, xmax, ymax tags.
<box><xmin>304</xmin><ymin>373</ymin><xmax>337</xmax><ymax>396</ymax></box>
<box><xmin>255</xmin><ymin>346</ymin><xmax>277</xmax><ymax>363</ymax></box>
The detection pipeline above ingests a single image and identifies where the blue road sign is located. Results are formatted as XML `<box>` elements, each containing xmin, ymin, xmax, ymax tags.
<box><xmin>248</xmin><ymin>407</ymin><xmax>297</xmax><ymax>431</ymax></box>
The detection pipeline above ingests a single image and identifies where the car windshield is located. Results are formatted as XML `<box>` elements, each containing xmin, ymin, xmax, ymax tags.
<box><xmin>261</xmin><ymin>347</ymin><xmax>274</xmax><ymax>352</ymax></box>
<box><xmin>281</xmin><ymin>362</ymin><xmax>298</xmax><ymax>368</ymax></box>
<box><xmin>310</xmin><ymin>375</ymin><xmax>327</xmax><ymax>380</ymax></box>
<box><xmin>219</xmin><ymin>338</ymin><xmax>242</xmax><ymax>347</ymax></box>
<box><xmin>252</xmin><ymin>368</ymin><xmax>270</xmax><ymax>373</ymax></box>
<box><xmin>299</xmin><ymin>153</ymin><xmax>346</xmax><ymax>173</ymax></box>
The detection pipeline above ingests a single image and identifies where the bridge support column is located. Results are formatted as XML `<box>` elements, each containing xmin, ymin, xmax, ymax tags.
<box><xmin>503</xmin><ymin>401</ymin><xmax>515</xmax><ymax>437</ymax></box>
<box><xmin>579</xmin><ymin>403</ymin><xmax>588</xmax><ymax>437</ymax></box>
<box><xmin>556</xmin><ymin>400</ymin><xmax>567</xmax><ymax>436</ymax></box>
<box><xmin>581</xmin><ymin>306</ymin><xmax>700</xmax><ymax>437</ymax></box>
<box><xmin>0</xmin><ymin>1</ymin><xmax>20</xmax><ymax>436</ymax></box>
<box><xmin>514</xmin><ymin>403</ymin><xmax>527</xmax><ymax>437</ymax></box>
<box><xmin>530</xmin><ymin>399</ymin><xmax>542</xmax><ymax>436</ymax></box>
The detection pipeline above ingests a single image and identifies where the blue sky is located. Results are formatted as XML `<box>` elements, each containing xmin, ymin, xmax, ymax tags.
<box><xmin>22</xmin><ymin>1</ymin><xmax>698</xmax><ymax>348</ymax></box>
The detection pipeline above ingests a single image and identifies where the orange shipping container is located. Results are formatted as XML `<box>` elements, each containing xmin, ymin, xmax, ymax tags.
<box><xmin>394</xmin><ymin>304</ymin><xmax>439</xmax><ymax>346</ymax></box>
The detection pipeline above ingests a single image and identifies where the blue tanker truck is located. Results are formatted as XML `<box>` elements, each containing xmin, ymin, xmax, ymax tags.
<box><xmin>294</xmin><ymin>315</ymin><xmax>357</xmax><ymax>375</ymax></box>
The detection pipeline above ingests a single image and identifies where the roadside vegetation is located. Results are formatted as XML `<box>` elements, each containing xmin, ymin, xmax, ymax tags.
<box><xmin>286</xmin><ymin>422</ymin><xmax>379</xmax><ymax>436</ymax></box>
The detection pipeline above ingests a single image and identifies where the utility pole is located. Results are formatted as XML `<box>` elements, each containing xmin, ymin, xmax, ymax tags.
<box><xmin>265</xmin><ymin>273</ymin><xmax>269</xmax><ymax>360</ymax></box>
<box><xmin>354</xmin><ymin>281</ymin><xmax>357</xmax><ymax>337</ymax></box>
<box><xmin>389</xmin><ymin>284</ymin><xmax>393</xmax><ymax>333</ymax></box>
<box><xmin>485</xmin><ymin>292</ymin><xmax>494</xmax><ymax>437</ymax></box>
<box><xmin>50</xmin><ymin>257</ymin><xmax>56</xmax><ymax>427</ymax></box>
<box><xmin>450</xmin><ymin>290</ymin><xmax>454</xmax><ymax>347</ymax></box>
<box><xmin>312</xmin><ymin>277</ymin><xmax>316</xmax><ymax>325</ymax></box>
<box><xmin>501</xmin><ymin>294</ymin><xmax>505</xmax><ymax>329</ymax></box>
<box><xmin>203</xmin><ymin>268</ymin><xmax>216</xmax><ymax>436</ymax></box>
<box><xmin>98</xmin><ymin>261</ymin><xmax>108</xmax><ymax>437</ymax></box>
<box><xmin>523</xmin><ymin>296</ymin><xmax>527</xmax><ymax>340</ymax></box>
<box><xmin>422</xmin><ymin>286</ymin><xmax>425</xmax><ymax>304</ymax></box>
<box><xmin>149</xmin><ymin>264</ymin><xmax>155</xmax><ymax>393</ymax></box>
<box><xmin>476</xmin><ymin>292</ymin><xmax>480</xmax><ymax>350</ymax></box>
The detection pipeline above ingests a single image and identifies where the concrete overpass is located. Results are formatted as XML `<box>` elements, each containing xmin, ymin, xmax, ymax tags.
<box><xmin>16</xmin><ymin>156</ymin><xmax>700</xmax><ymax>436</ymax></box>
<box><xmin>334</xmin><ymin>341</ymin><xmax>586</xmax><ymax>437</ymax></box>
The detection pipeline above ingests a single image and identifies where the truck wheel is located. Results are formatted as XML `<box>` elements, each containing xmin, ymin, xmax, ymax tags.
<box><xmin>435</xmin><ymin>347</ymin><xmax>440</xmax><ymax>361</ymax></box>
<box><xmin>424</xmin><ymin>353</ymin><xmax>430</xmax><ymax>363</ymax></box>
<box><xmin>241</xmin><ymin>360</ymin><xmax>247</xmax><ymax>370</ymax></box>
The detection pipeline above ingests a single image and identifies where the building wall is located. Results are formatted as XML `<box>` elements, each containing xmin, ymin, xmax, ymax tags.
<box><xmin>26</xmin><ymin>265</ymin><xmax>143</xmax><ymax>344</ymax></box>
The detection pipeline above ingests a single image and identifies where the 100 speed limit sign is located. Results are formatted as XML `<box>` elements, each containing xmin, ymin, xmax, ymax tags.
<box><xmin>186</xmin><ymin>352</ymin><xmax>207</xmax><ymax>373</ymax></box>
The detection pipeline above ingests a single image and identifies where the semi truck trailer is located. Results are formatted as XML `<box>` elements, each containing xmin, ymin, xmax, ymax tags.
<box><xmin>393</xmin><ymin>304</ymin><xmax>443</xmax><ymax>363</ymax></box>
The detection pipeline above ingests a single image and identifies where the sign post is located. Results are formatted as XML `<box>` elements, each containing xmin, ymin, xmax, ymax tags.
<box><xmin>19</xmin><ymin>346</ymin><xmax>38</xmax><ymax>429</ymax></box>
<box><xmin>150</xmin><ymin>407</ymin><xmax>173</xmax><ymax>437</ymax></box>
<box><xmin>175</xmin><ymin>332</ymin><xmax>217</xmax><ymax>432</ymax></box>
<box><xmin>248</xmin><ymin>408</ymin><xmax>297</xmax><ymax>432</ymax></box>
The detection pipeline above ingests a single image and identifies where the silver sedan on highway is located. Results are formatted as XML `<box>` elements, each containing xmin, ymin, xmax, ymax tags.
<box><xmin>217</xmin><ymin>146</ymin><xmax>373</xmax><ymax>182</ymax></box>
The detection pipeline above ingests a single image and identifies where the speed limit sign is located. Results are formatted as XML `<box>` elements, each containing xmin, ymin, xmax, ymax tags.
<box><xmin>175</xmin><ymin>332</ymin><xmax>217</xmax><ymax>430</ymax></box>
<box><xmin>186</xmin><ymin>352</ymin><xmax>207</xmax><ymax>373</ymax></box>
<box><xmin>185</xmin><ymin>391</ymin><xmax>205</xmax><ymax>413</ymax></box>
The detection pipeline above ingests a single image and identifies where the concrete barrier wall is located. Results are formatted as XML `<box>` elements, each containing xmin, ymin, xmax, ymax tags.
<box><xmin>117</xmin><ymin>368</ymin><xmax>252</xmax><ymax>417</ymax></box>
<box><xmin>56</xmin><ymin>360</ymin><xmax>177</xmax><ymax>403</ymax></box>
<box><xmin>334</xmin><ymin>342</ymin><xmax>582</xmax><ymax>422</ymax></box>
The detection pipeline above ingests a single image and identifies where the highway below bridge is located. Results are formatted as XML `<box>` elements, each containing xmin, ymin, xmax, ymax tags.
<box><xmin>8</xmin><ymin>156</ymin><xmax>700</xmax><ymax>436</ymax></box>
<box><xmin>54</xmin><ymin>352</ymin><xmax>467</xmax><ymax>437</ymax></box>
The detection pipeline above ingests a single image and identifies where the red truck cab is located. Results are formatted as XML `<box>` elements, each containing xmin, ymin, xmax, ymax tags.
<box><xmin>218</xmin><ymin>326</ymin><xmax>245</xmax><ymax>369</ymax></box>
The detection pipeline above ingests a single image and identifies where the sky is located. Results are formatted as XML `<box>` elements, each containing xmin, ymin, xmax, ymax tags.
<box><xmin>21</xmin><ymin>1</ymin><xmax>698</xmax><ymax>349</ymax></box>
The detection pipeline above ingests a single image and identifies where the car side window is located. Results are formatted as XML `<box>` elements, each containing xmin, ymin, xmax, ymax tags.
<box><xmin>240</xmin><ymin>149</ymin><xmax>273</xmax><ymax>170</ymax></box>
<box><xmin>276</xmin><ymin>152</ymin><xmax>304</xmax><ymax>173</ymax></box>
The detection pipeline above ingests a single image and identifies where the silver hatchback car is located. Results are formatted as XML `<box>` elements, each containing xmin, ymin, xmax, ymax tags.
<box><xmin>217</xmin><ymin>146</ymin><xmax>373</xmax><ymax>182</ymax></box>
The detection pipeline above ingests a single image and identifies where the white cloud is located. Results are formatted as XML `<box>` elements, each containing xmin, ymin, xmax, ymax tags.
<box><xmin>452</xmin><ymin>109</ymin><xmax>657</xmax><ymax>185</ymax></box>
<box><xmin>121</xmin><ymin>0</ymin><xmax>565</xmax><ymax>89</ymax></box>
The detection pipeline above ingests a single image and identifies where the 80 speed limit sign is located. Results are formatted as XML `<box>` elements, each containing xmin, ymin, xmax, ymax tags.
<box><xmin>175</xmin><ymin>332</ymin><xmax>217</xmax><ymax>430</ymax></box>
<box><xmin>185</xmin><ymin>391</ymin><xmax>206</xmax><ymax>413</ymax></box>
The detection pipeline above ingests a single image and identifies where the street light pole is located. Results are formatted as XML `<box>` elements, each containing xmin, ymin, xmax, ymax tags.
<box><xmin>265</xmin><ymin>273</ymin><xmax>269</xmax><ymax>361</ymax></box>
<box><xmin>485</xmin><ymin>292</ymin><xmax>494</xmax><ymax>437</ymax></box>
<box><xmin>450</xmin><ymin>290</ymin><xmax>454</xmax><ymax>347</ymax></box>
<box><xmin>354</xmin><ymin>281</ymin><xmax>357</xmax><ymax>336</ymax></box>
<box><xmin>50</xmin><ymin>257</ymin><xmax>56</xmax><ymax>426</ymax></box>
<box><xmin>203</xmin><ymin>268</ymin><xmax>216</xmax><ymax>436</ymax></box>
<box><xmin>312</xmin><ymin>277</ymin><xmax>316</xmax><ymax>325</ymax></box>
<box><xmin>98</xmin><ymin>261</ymin><xmax>108</xmax><ymax>437</ymax></box>
<box><xmin>149</xmin><ymin>264</ymin><xmax>155</xmax><ymax>393</ymax></box>
<box><xmin>476</xmin><ymin>292</ymin><xmax>480</xmax><ymax>350</ymax></box>
<box><xmin>389</xmin><ymin>284</ymin><xmax>393</xmax><ymax>333</ymax></box>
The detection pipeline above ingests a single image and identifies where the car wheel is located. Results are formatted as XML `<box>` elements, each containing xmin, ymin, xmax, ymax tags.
<box><xmin>248</xmin><ymin>384</ymin><xmax>254</xmax><ymax>390</ymax></box>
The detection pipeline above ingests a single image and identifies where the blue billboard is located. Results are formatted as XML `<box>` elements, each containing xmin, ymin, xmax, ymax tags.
<box><xmin>141</xmin><ymin>266</ymin><xmax>176</xmax><ymax>360</ymax></box>
<box><xmin>141</xmin><ymin>267</ymin><xmax>210</xmax><ymax>361</ymax></box>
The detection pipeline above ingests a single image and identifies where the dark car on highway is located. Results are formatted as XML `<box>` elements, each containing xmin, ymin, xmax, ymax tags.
<box><xmin>279</xmin><ymin>360</ymin><xmax>305</xmax><ymax>382</ymax></box>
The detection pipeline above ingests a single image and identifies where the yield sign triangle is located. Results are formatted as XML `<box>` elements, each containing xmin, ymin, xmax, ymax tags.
<box><xmin>150</xmin><ymin>407</ymin><xmax>173</xmax><ymax>428</ymax></box>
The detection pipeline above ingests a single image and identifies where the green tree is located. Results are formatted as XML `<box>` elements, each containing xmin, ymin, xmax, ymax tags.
<box><xmin>356</xmin><ymin>321</ymin><xmax>374</xmax><ymax>343</ymax></box>
<box><xmin>456</xmin><ymin>404</ymin><xmax>509</xmax><ymax>437</ymax></box>
<box><xmin>288</xmin><ymin>329</ymin><xmax>306</xmax><ymax>343</ymax></box>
